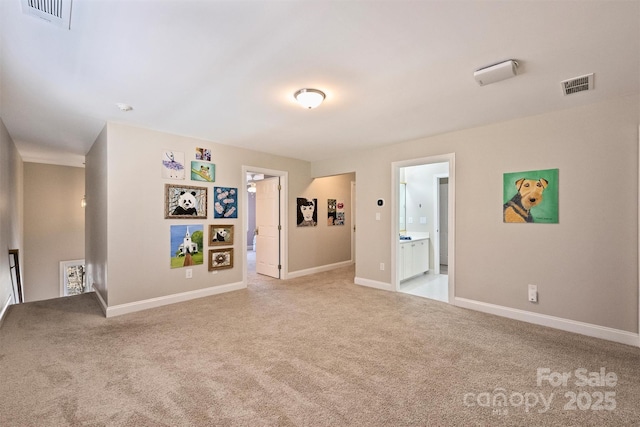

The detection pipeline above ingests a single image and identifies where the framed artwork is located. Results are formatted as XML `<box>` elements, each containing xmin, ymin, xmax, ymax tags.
<box><xmin>297</xmin><ymin>197</ymin><xmax>317</xmax><ymax>227</ymax></box>
<box><xmin>195</xmin><ymin>147</ymin><xmax>211</xmax><ymax>161</ymax></box>
<box><xmin>503</xmin><ymin>168</ymin><xmax>559</xmax><ymax>223</ymax></box>
<box><xmin>213</xmin><ymin>187</ymin><xmax>238</xmax><ymax>218</ymax></box>
<box><xmin>209</xmin><ymin>248</ymin><xmax>234</xmax><ymax>271</ymax></box>
<box><xmin>162</xmin><ymin>150</ymin><xmax>185</xmax><ymax>180</ymax></box>
<box><xmin>328</xmin><ymin>199</ymin><xmax>345</xmax><ymax>226</ymax></box>
<box><xmin>170</xmin><ymin>225</ymin><xmax>204</xmax><ymax>268</ymax></box>
<box><xmin>209</xmin><ymin>224</ymin><xmax>234</xmax><ymax>246</ymax></box>
<box><xmin>191</xmin><ymin>161</ymin><xmax>215</xmax><ymax>182</ymax></box>
<box><xmin>165</xmin><ymin>184</ymin><xmax>208</xmax><ymax>219</ymax></box>
<box><xmin>59</xmin><ymin>259</ymin><xmax>85</xmax><ymax>297</ymax></box>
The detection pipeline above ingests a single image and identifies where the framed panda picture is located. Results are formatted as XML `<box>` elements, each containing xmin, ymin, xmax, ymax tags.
<box><xmin>165</xmin><ymin>184</ymin><xmax>208</xmax><ymax>219</ymax></box>
<box><xmin>209</xmin><ymin>224</ymin><xmax>234</xmax><ymax>246</ymax></box>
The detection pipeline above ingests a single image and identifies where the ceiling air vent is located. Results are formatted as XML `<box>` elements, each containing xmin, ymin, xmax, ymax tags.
<box><xmin>21</xmin><ymin>0</ymin><xmax>72</xmax><ymax>29</ymax></box>
<box><xmin>561</xmin><ymin>73</ymin><xmax>594</xmax><ymax>96</ymax></box>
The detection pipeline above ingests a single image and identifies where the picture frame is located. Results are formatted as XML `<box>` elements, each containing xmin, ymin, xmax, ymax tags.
<box><xmin>161</xmin><ymin>150</ymin><xmax>185</xmax><ymax>180</ymax></box>
<box><xmin>165</xmin><ymin>184</ymin><xmax>208</xmax><ymax>219</ymax></box>
<box><xmin>213</xmin><ymin>187</ymin><xmax>238</xmax><ymax>218</ymax></box>
<box><xmin>191</xmin><ymin>161</ymin><xmax>215</xmax><ymax>182</ymax></box>
<box><xmin>297</xmin><ymin>197</ymin><xmax>317</xmax><ymax>227</ymax></box>
<box><xmin>503</xmin><ymin>168</ymin><xmax>559</xmax><ymax>224</ymax></box>
<box><xmin>59</xmin><ymin>259</ymin><xmax>85</xmax><ymax>297</ymax></box>
<box><xmin>209</xmin><ymin>224</ymin><xmax>234</xmax><ymax>246</ymax></box>
<box><xmin>170</xmin><ymin>224</ymin><xmax>204</xmax><ymax>268</ymax></box>
<box><xmin>209</xmin><ymin>248</ymin><xmax>234</xmax><ymax>271</ymax></box>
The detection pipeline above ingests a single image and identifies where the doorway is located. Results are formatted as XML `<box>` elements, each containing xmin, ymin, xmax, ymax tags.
<box><xmin>243</xmin><ymin>167</ymin><xmax>288</xmax><ymax>284</ymax></box>
<box><xmin>8</xmin><ymin>249</ymin><xmax>23</xmax><ymax>304</ymax></box>
<box><xmin>392</xmin><ymin>154</ymin><xmax>455</xmax><ymax>303</ymax></box>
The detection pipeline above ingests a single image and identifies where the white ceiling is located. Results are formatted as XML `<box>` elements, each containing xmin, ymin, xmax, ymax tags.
<box><xmin>1</xmin><ymin>1</ymin><xmax>638</xmax><ymax>167</ymax></box>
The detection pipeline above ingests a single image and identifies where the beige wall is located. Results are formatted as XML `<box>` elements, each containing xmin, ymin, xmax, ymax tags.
<box><xmin>23</xmin><ymin>163</ymin><xmax>85</xmax><ymax>302</ymax></box>
<box><xmin>92</xmin><ymin>123</ymin><xmax>355</xmax><ymax>307</ymax></box>
<box><xmin>289</xmin><ymin>173</ymin><xmax>355</xmax><ymax>272</ymax></box>
<box><xmin>85</xmin><ymin>126</ymin><xmax>108</xmax><ymax>304</ymax></box>
<box><xmin>0</xmin><ymin>118</ymin><xmax>24</xmax><ymax>314</ymax></box>
<box><xmin>312</xmin><ymin>95</ymin><xmax>639</xmax><ymax>333</ymax></box>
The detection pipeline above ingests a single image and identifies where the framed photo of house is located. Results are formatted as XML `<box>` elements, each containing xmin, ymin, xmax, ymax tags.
<box><xmin>170</xmin><ymin>224</ymin><xmax>204</xmax><ymax>268</ymax></box>
<box><xmin>209</xmin><ymin>248</ymin><xmax>234</xmax><ymax>271</ymax></box>
<box><xmin>209</xmin><ymin>224</ymin><xmax>234</xmax><ymax>246</ymax></box>
<box><xmin>165</xmin><ymin>184</ymin><xmax>208</xmax><ymax>219</ymax></box>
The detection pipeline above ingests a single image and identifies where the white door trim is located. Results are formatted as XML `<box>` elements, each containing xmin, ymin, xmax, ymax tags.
<box><xmin>433</xmin><ymin>173</ymin><xmax>448</xmax><ymax>275</ymax></box>
<box><xmin>391</xmin><ymin>153</ymin><xmax>455</xmax><ymax>304</ymax></box>
<box><xmin>351</xmin><ymin>180</ymin><xmax>356</xmax><ymax>263</ymax></box>
<box><xmin>242</xmin><ymin>166</ymin><xmax>289</xmax><ymax>284</ymax></box>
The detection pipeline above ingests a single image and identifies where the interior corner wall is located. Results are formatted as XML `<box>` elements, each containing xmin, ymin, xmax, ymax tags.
<box><xmin>289</xmin><ymin>173</ymin><xmax>355</xmax><ymax>273</ymax></box>
<box><xmin>23</xmin><ymin>163</ymin><xmax>85</xmax><ymax>302</ymax></box>
<box><xmin>0</xmin><ymin>117</ymin><xmax>24</xmax><ymax>314</ymax></box>
<box><xmin>85</xmin><ymin>125</ymin><xmax>108</xmax><ymax>306</ymax></box>
<box><xmin>103</xmin><ymin>122</ymin><xmax>312</xmax><ymax>307</ymax></box>
<box><xmin>312</xmin><ymin>95</ymin><xmax>639</xmax><ymax>333</ymax></box>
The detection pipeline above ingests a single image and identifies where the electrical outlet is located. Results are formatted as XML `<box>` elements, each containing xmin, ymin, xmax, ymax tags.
<box><xmin>528</xmin><ymin>284</ymin><xmax>537</xmax><ymax>302</ymax></box>
<box><xmin>186</xmin><ymin>269</ymin><xmax>193</xmax><ymax>279</ymax></box>
<box><xmin>380</xmin><ymin>263</ymin><xmax>385</xmax><ymax>271</ymax></box>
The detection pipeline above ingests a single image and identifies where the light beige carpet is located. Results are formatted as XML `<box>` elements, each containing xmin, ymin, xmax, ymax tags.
<box><xmin>1</xmin><ymin>264</ymin><xmax>639</xmax><ymax>426</ymax></box>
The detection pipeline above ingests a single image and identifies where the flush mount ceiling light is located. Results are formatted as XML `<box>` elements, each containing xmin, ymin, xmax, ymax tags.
<box><xmin>293</xmin><ymin>88</ymin><xmax>326</xmax><ymax>109</ymax></box>
<box><xmin>116</xmin><ymin>103</ymin><xmax>133</xmax><ymax>112</ymax></box>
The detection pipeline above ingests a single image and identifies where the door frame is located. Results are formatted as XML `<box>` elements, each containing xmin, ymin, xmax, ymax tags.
<box><xmin>433</xmin><ymin>174</ymin><xmax>448</xmax><ymax>275</ymax></box>
<box><xmin>242</xmin><ymin>166</ymin><xmax>288</xmax><ymax>285</ymax></box>
<box><xmin>351</xmin><ymin>180</ymin><xmax>356</xmax><ymax>263</ymax></box>
<box><xmin>391</xmin><ymin>153</ymin><xmax>455</xmax><ymax>303</ymax></box>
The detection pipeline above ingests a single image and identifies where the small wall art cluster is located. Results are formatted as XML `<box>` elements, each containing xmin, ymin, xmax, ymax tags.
<box><xmin>163</xmin><ymin>148</ymin><xmax>236</xmax><ymax>271</ymax></box>
<box><xmin>297</xmin><ymin>197</ymin><xmax>346</xmax><ymax>227</ymax></box>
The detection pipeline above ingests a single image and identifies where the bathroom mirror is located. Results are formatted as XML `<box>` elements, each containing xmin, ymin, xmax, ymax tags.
<box><xmin>399</xmin><ymin>182</ymin><xmax>406</xmax><ymax>233</ymax></box>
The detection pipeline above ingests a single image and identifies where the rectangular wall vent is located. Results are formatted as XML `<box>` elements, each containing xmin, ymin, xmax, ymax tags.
<box><xmin>561</xmin><ymin>73</ymin><xmax>594</xmax><ymax>96</ymax></box>
<box><xmin>21</xmin><ymin>0</ymin><xmax>72</xmax><ymax>29</ymax></box>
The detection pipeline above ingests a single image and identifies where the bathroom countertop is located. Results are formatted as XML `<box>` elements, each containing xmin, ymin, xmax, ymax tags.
<box><xmin>399</xmin><ymin>232</ymin><xmax>430</xmax><ymax>241</ymax></box>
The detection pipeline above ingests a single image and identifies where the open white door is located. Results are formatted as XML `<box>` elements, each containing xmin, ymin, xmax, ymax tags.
<box><xmin>255</xmin><ymin>177</ymin><xmax>280</xmax><ymax>278</ymax></box>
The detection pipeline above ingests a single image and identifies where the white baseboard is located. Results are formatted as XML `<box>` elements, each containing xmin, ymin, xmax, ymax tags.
<box><xmin>98</xmin><ymin>282</ymin><xmax>246</xmax><ymax>318</ymax></box>
<box><xmin>288</xmin><ymin>260</ymin><xmax>353</xmax><ymax>279</ymax></box>
<box><xmin>354</xmin><ymin>277</ymin><xmax>394</xmax><ymax>292</ymax></box>
<box><xmin>454</xmin><ymin>297</ymin><xmax>640</xmax><ymax>347</ymax></box>
<box><xmin>0</xmin><ymin>294</ymin><xmax>12</xmax><ymax>328</ymax></box>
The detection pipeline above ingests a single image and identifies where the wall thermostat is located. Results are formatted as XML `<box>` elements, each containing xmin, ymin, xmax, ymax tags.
<box><xmin>377</xmin><ymin>199</ymin><xmax>385</xmax><ymax>207</ymax></box>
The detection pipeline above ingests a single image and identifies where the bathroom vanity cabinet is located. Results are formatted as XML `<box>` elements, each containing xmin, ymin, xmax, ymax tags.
<box><xmin>399</xmin><ymin>237</ymin><xmax>429</xmax><ymax>281</ymax></box>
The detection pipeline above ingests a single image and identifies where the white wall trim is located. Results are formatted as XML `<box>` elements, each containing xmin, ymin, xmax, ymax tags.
<box><xmin>100</xmin><ymin>282</ymin><xmax>246</xmax><ymax>318</ymax></box>
<box><xmin>0</xmin><ymin>294</ymin><xmax>12</xmax><ymax>328</ymax></box>
<box><xmin>288</xmin><ymin>260</ymin><xmax>354</xmax><ymax>279</ymax></box>
<box><xmin>242</xmin><ymin>165</ymin><xmax>289</xmax><ymax>281</ymax></box>
<box><xmin>391</xmin><ymin>153</ymin><xmax>455</xmax><ymax>304</ymax></box>
<box><xmin>355</xmin><ymin>277</ymin><xmax>394</xmax><ymax>292</ymax></box>
<box><xmin>455</xmin><ymin>297</ymin><xmax>640</xmax><ymax>347</ymax></box>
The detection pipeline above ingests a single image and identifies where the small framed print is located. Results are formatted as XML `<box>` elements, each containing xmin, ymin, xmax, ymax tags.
<box><xmin>209</xmin><ymin>248</ymin><xmax>234</xmax><ymax>271</ymax></box>
<box><xmin>162</xmin><ymin>150</ymin><xmax>185</xmax><ymax>180</ymax></box>
<box><xmin>191</xmin><ymin>161</ymin><xmax>215</xmax><ymax>182</ymax></box>
<box><xmin>165</xmin><ymin>184</ymin><xmax>208</xmax><ymax>219</ymax></box>
<box><xmin>209</xmin><ymin>224</ymin><xmax>234</xmax><ymax>246</ymax></box>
